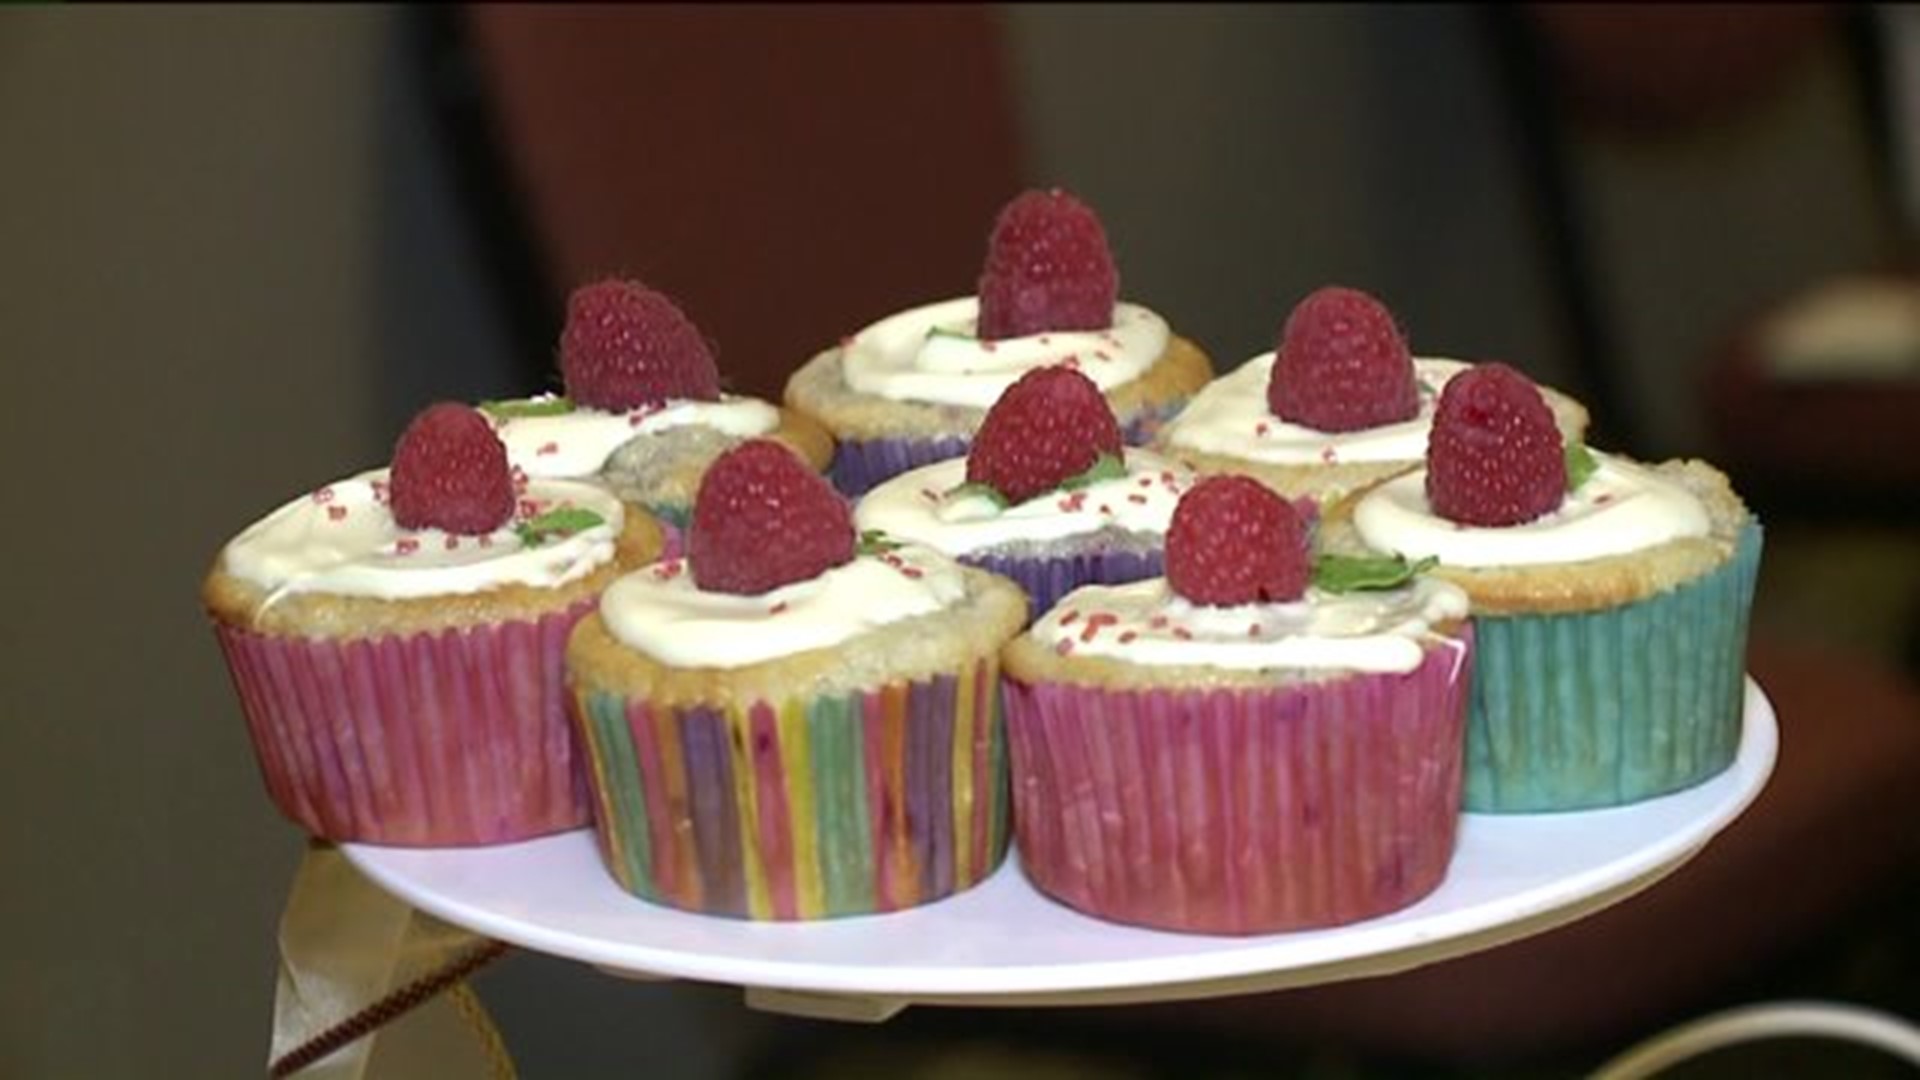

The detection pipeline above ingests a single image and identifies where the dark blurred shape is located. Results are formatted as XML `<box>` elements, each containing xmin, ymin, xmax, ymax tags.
<box><xmin>447</xmin><ymin>2</ymin><xmax>1024</xmax><ymax>400</ymax></box>
<box><xmin>1527</xmin><ymin>3</ymin><xmax>1836</xmax><ymax>139</ymax></box>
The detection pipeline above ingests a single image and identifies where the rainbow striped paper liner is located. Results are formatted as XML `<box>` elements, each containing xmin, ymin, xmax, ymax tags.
<box><xmin>827</xmin><ymin>403</ymin><xmax>1190</xmax><ymax>498</ymax></box>
<box><xmin>211</xmin><ymin>600</ymin><xmax>596</xmax><ymax>846</ymax></box>
<box><xmin>1465</xmin><ymin>522</ymin><xmax>1764</xmax><ymax>813</ymax></box>
<box><xmin>963</xmin><ymin>548</ymin><xmax>1164</xmax><ymax>624</ymax></box>
<box><xmin>1005</xmin><ymin>631</ymin><xmax>1474</xmax><ymax>935</ymax></box>
<box><xmin>572</xmin><ymin>659</ymin><xmax>1011</xmax><ymax>919</ymax></box>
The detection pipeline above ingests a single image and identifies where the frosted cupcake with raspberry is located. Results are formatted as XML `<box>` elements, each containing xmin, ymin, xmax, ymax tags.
<box><xmin>1156</xmin><ymin>286</ymin><xmax>1588</xmax><ymax>503</ymax></box>
<box><xmin>1323</xmin><ymin>364</ymin><xmax>1762</xmax><ymax>812</ymax></box>
<box><xmin>855</xmin><ymin>365</ymin><xmax>1206</xmax><ymax>616</ymax></box>
<box><xmin>567</xmin><ymin>439</ymin><xmax>1027</xmax><ymax>919</ymax></box>
<box><xmin>203</xmin><ymin>403</ymin><xmax>665</xmax><ymax>845</ymax></box>
<box><xmin>483</xmin><ymin>279</ymin><xmax>832</xmax><ymax>528</ymax></box>
<box><xmin>785</xmin><ymin>188</ymin><xmax>1213</xmax><ymax>496</ymax></box>
<box><xmin>1003</xmin><ymin>476</ymin><xmax>1475</xmax><ymax>935</ymax></box>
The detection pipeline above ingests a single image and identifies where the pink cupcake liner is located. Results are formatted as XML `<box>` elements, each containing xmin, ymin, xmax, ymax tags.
<box><xmin>211</xmin><ymin>600</ymin><xmax>597</xmax><ymax>846</ymax></box>
<box><xmin>1005</xmin><ymin>629</ymin><xmax>1473</xmax><ymax>934</ymax></box>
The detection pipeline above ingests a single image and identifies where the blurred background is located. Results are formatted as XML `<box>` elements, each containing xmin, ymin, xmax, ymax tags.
<box><xmin>3</xmin><ymin>3</ymin><xmax>1918</xmax><ymax>1077</ymax></box>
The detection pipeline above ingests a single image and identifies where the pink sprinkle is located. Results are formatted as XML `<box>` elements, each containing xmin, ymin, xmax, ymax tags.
<box><xmin>1060</xmin><ymin>610</ymin><xmax>1081</xmax><ymax>626</ymax></box>
<box><xmin>1172</xmin><ymin>627</ymin><xmax>1193</xmax><ymax>641</ymax></box>
<box><xmin>1080</xmin><ymin>612</ymin><xmax>1119</xmax><ymax>643</ymax></box>
<box><xmin>981</xmin><ymin>340</ymin><xmax>998</xmax><ymax>353</ymax></box>
<box><xmin>537</xmin><ymin>441</ymin><xmax>559</xmax><ymax>456</ymax></box>
<box><xmin>1595</xmin><ymin>493</ymin><xmax>1614</xmax><ymax>505</ymax></box>
<box><xmin>1128</xmin><ymin>493</ymin><xmax>1147</xmax><ymax>505</ymax></box>
<box><xmin>326</xmin><ymin>505</ymin><xmax>347</xmax><ymax>522</ymax></box>
<box><xmin>311</xmin><ymin>486</ymin><xmax>335</xmax><ymax>504</ymax></box>
<box><xmin>394</xmin><ymin>537</ymin><xmax>419</xmax><ymax>556</ymax></box>
<box><xmin>370</xmin><ymin>479</ymin><xmax>390</xmax><ymax>504</ymax></box>
<box><xmin>444</xmin><ymin>535</ymin><xmax>460</xmax><ymax>551</ymax></box>
<box><xmin>769</xmin><ymin>601</ymin><xmax>789</xmax><ymax>615</ymax></box>
<box><xmin>478</xmin><ymin>535</ymin><xmax>493</xmax><ymax>548</ymax></box>
<box><xmin>1149</xmin><ymin>615</ymin><xmax>1169</xmax><ymax>629</ymax></box>
<box><xmin>920</xmin><ymin>488</ymin><xmax>939</xmax><ymax>503</ymax></box>
<box><xmin>1160</xmin><ymin>471</ymin><xmax>1176</xmax><ymax>484</ymax></box>
<box><xmin>1137</xmin><ymin>476</ymin><xmax>1152</xmax><ymax>487</ymax></box>
<box><xmin>1099</xmin><ymin>503</ymin><xmax>1113</xmax><ymax>515</ymax></box>
<box><xmin>1095</xmin><ymin>349</ymin><xmax>1112</xmax><ymax>362</ymax></box>
<box><xmin>1247</xmin><ymin>623</ymin><xmax>1262</xmax><ymax>638</ymax></box>
<box><xmin>1118</xmin><ymin>631</ymin><xmax>1138</xmax><ymax>644</ymax></box>
<box><xmin>1054</xmin><ymin>638</ymin><xmax>1074</xmax><ymax>656</ymax></box>
<box><xmin>1255</xmin><ymin>423</ymin><xmax>1270</xmax><ymax>437</ymax></box>
<box><xmin>519</xmin><ymin>499</ymin><xmax>542</xmax><ymax>518</ymax></box>
<box><xmin>1320</xmin><ymin>446</ymin><xmax>1338</xmax><ymax>464</ymax></box>
<box><xmin>510</xmin><ymin>467</ymin><xmax>529</xmax><ymax>493</ymax></box>
<box><xmin>901</xmin><ymin>566</ymin><xmax>924</xmax><ymax>579</ymax></box>
<box><xmin>652</xmin><ymin>559</ymin><xmax>685</xmax><ymax>581</ymax></box>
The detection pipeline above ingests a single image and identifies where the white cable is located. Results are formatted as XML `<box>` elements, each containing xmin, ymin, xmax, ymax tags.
<box><xmin>1588</xmin><ymin>1000</ymin><xmax>1920</xmax><ymax>1080</ymax></box>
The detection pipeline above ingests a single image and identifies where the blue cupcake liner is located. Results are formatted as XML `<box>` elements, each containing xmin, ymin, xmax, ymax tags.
<box><xmin>1465</xmin><ymin>521</ymin><xmax>1764</xmax><ymax>812</ymax></box>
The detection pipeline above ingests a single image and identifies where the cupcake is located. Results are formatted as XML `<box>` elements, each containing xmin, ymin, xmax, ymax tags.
<box><xmin>854</xmin><ymin>365</ymin><xmax>1204</xmax><ymax>616</ymax></box>
<box><xmin>1324</xmin><ymin>363</ymin><xmax>1762</xmax><ymax>812</ymax></box>
<box><xmin>1003</xmin><ymin>475</ymin><xmax>1475</xmax><ymax>935</ymax></box>
<box><xmin>567</xmin><ymin>439</ymin><xmax>1028</xmax><ymax>919</ymax></box>
<box><xmin>483</xmin><ymin>279</ymin><xmax>833</xmax><ymax>532</ymax></box>
<box><xmin>203</xmin><ymin>403</ymin><xmax>665</xmax><ymax>845</ymax></box>
<box><xmin>1155</xmin><ymin>286</ymin><xmax>1589</xmax><ymax>504</ymax></box>
<box><xmin>785</xmin><ymin>188</ymin><xmax>1213</xmax><ymax>496</ymax></box>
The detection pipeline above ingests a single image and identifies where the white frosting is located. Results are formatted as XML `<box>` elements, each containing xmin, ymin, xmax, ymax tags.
<box><xmin>600</xmin><ymin>543</ymin><xmax>967</xmax><ymax>668</ymax></box>
<box><xmin>222</xmin><ymin>470</ymin><xmax>624</xmax><ymax>602</ymax></box>
<box><xmin>1352</xmin><ymin>453</ymin><xmax>1711</xmax><ymax>567</ymax></box>
<box><xmin>1032</xmin><ymin>576</ymin><xmax>1469</xmax><ymax>675</ymax></box>
<box><xmin>490</xmin><ymin>394</ymin><xmax>780</xmax><ymax>478</ymax></box>
<box><xmin>839</xmin><ymin>297</ymin><xmax>1169</xmax><ymax>408</ymax></box>
<box><xmin>853</xmin><ymin>449</ymin><xmax>1194</xmax><ymax>555</ymax></box>
<box><xmin>1161</xmin><ymin>355</ymin><xmax>1469</xmax><ymax>464</ymax></box>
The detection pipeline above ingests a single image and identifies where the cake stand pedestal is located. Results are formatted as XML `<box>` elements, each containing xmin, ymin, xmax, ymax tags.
<box><xmin>343</xmin><ymin>678</ymin><xmax>1777</xmax><ymax>1023</ymax></box>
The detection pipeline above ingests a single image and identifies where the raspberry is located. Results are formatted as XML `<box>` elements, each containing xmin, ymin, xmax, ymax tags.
<box><xmin>1268</xmin><ymin>286</ymin><xmax>1419</xmax><ymax>432</ymax></box>
<box><xmin>389</xmin><ymin>402</ymin><xmax>516</xmax><ymax>535</ymax></box>
<box><xmin>1426</xmin><ymin>362</ymin><xmax>1566</xmax><ymax>526</ymax></box>
<box><xmin>965</xmin><ymin>365</ymin><xmax>1123</xmax><ymax>504</ymax></box>
<box><xmin>690</xmin><ymin>439</ymin><xmax>854</xmax><ymax>595</ymax></box>
<box><xmin>559</xmin><ymin>279</ymin><xmax>721</xmax><ymax>411</ymax></box>
<box><xmin>1165</xmin><ymin>475</ymin><xmax>1311</xmax><ymax>606</ymax></box>
<box><xmin>975</xmin><ymin>188</ymin><xmax>1118</xmax><ymax>340</ymax></box>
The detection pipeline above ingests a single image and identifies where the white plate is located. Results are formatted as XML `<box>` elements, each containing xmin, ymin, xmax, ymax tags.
<box><xmin>346</xmin><ymin>678</ymin><xmax>1777</xmax><ymax>1020</ymax></box>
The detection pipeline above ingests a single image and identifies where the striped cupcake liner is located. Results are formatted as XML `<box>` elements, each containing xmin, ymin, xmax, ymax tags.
<box><xmin>827</xmin><ymin>403</ymin><xmax>1190</xmax><ymax>498</ymax></box>
<box><xmin>1004</xmin><ymin>630</ymin><xmax>1473</xmax><ymax>935</ymax></box>
<box><xmin>962</xmin><ymin>548</ymin><xmax>1164</xmax><ymax>624</ymax></box>
<box><xmin>1465</xmin><ymin>522</ymin><xmax>1764</xmax><ymax>813</ymax></box>
<box><xmin>572</xmin><ymin>659</ymin><xmax>1010</xmax><ymax>919</ymax></box>
<box><xmin>211</xmin><ymin>601</ymin><xmax>596</xmax><ymax>846</ymax></box>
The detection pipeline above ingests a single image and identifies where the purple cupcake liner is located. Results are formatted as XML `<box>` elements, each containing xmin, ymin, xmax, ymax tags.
<box><xmin>829</xmin><ymin>409</ymin><xmax>1185</xmax><ymax>499</ymax></box>
<box><xmin>963</xmin><ymin>548</ymin><xmax>1165</xmax><ymax>621</ymax></box>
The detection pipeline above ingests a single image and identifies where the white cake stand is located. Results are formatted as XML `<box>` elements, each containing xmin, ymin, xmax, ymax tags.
<box><xmin>345</xmin><ymin>678</ymin><xmax>1777</xmax><ymax>1022</ymax></box>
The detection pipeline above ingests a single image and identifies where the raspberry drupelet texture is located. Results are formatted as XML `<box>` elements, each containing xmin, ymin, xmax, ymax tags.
<box><xmin>964</xmin><ymin>365</ymin><xmax>1124</xmax><ymax>504</ymax></box>
<box><xmin>388</xmin><ymin>402</ymin><xmax>518</xmax><ymax>536</ymax></box>
<box><xmin>1165</xmin><ymin>475</ymin><xmax>1311</xmax><ymax>606</ymax></box>
<box><xmin>1425</xmin><ymin>362</ymin><xmax>1567</xmax><ymax>527</ymax></box>
<box><xmin>976</xmin><ymin>188</ymin><xmax>1119</xmax><ymax>340</ymax></box>
<box><xmin>1268</xmin><ymin>285</ymin><xmax>1419</xmax><ymax>433</ymax></box>
<box><xmin>560</xmin><ymin>279</ymin><xmax>722</xmax><ymax>411</ymax></box>
<box><xmin>689</xmin><ymin>439</ymin><xmax>856</xmax><ymax>595</ymax></box>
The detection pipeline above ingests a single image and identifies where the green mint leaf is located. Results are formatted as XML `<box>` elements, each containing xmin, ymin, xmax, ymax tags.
<box><xmin>1565</xmin><ymin>441</ymin><xmax>1599</xmax><ymax>493</ymax></box>
<box><xmin>1312</xmin><ymin>552</ymin><xmax>1439</xmax><ymax>594</ymax></box>
<box><xmin>924</xmin><ymin>325</ymin><xmax>976</xmax><ymax>342</ymax></box>
<box><xmin>1058</xmin><ymin>453</ymin><xmax>1127</xmax><ymax>491</ymax></box>
<box><xmin>857</xmin><ymin>529</ymin><xmax>903</xmax><ymax>556</ymax></box>
<box><xmin>941</xmin><ymin>481</ymin><xmax>1011</xmax><ymax>509</ymax></box>
<box><xmin>1416</xmin><ymin>378</ymin><xmax>1437</xmax><ymax>398</ymax></box>
<box><xmin>479</xmin><ymin>395</ymin><xmax>574</xmax><ymax>420</ymax></box>
<box><xmin>513</xmin><ymin>507</ymin><xmax>606</xmax><ymax>547</ymax></box>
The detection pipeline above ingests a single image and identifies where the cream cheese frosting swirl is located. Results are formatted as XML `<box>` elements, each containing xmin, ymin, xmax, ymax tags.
<box><xmin>1031</xmin><ymin>576</ymin><xmax>1469</xmax><ymax>675</ymax></box>
<box><xmin>600</xmin><ymin>542</ymin><xmax>967</xmax><ymax>668</ymax></box>
<box><xmin>853</xmin><ymin>449</ymin><xmax>1194</xmax><ymax>555</ymax></box>
<box><xmin>489</xmin><ymin>394</ymin><xmax>780</xmax><ymax>479</ymax></box>
<box><xmin>1352</xmin><ymin>451</ymin><xmax>1711</xmax><ymax>567</ymax></box>
<box><xmin>839</xmin><ymin>297</ymin><xmax>1170</xmax><ymax>409</ymax></box>
<box><xmin>1161</xmin><ymin>356</ymin><xmax>1471</xmax><ymax>464</ymax></box>
<box><xmin>221</xmin><ymin>470</ymin><xmax>624</xmax><ymax>601</ymax></box>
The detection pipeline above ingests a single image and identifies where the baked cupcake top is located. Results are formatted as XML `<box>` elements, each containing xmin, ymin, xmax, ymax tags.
<box><xmin>484</xmin><ymin>279</ymin><xmax>786</xmax><ymax>480</ymax></box>
<box><xmin>1326</xmin><ymin>363</ymin><xmax>1747</xmax><ymax>614</ymax></box>
<box><xmin>1159</xmin><ymin>287</ymin><xmax>1587</xmax><ymax>467</ymax></box>
<box><xmin>572</xmin><ymin>439</ymin><xmax>1028</xmax><ymax>705</ymax></box>
<box><xmin>854</xmin><ymin>365</ymin><xmax>1198</xmax><ymax>555</ymax></box>
<box><xmin>205</xmin><ymin>403</ymin><xmax>659</xmax><ymax>636</ymax></box>
<box><xmin>1005</xmin><ymin>475</ymin><xmax>1469</xmax><ymax>689</ymax></box>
